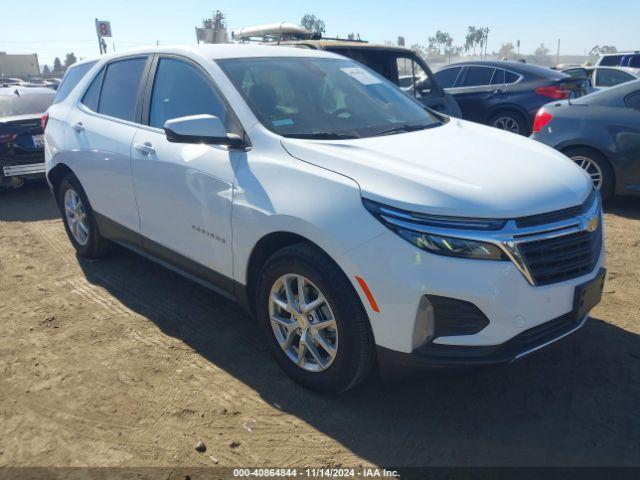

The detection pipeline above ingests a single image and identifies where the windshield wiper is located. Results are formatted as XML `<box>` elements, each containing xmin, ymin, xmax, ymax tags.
<box><xmin>283</xmin><ymin>132</ymin><xmax>359</xmax><ymax>140</ymax></box>
<box><xmin>371</xmin><ymin>123</ymin><xmax>433</xmax><ymax>137</ymax></box>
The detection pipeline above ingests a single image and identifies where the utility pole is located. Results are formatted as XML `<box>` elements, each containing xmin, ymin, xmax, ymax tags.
<box><xmin>557</xmin><ymin>38</ymin><xmax>561</xmax><ymax>66</ymax></box>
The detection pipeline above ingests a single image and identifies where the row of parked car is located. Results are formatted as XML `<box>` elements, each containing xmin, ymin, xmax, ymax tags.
<box><xmin>0</xmin><ymin>76</ymin><xmax>61</xmax><ymax>89</ymax></box>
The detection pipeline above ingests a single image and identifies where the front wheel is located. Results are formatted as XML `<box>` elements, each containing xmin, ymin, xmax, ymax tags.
<box><xmin>255</xmin><ymin>244</ymin><xmax>376</xmax><ymax>394</ymax></box>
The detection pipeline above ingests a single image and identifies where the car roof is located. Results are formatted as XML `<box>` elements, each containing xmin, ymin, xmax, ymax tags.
<box><xmin>441</xmin><ymin>60</ymin><xmax>568</xmax><ymax>79</ymax></box>
<box><xmin>278</xmin><ymin>39</ymin><xmax>412</xmax><ymax>53</ymax></box>
<box><xmin>600</xmin><ymin>51</ymin><xmax>639</xmax><ymax>56</ymax></box>
<box><xmin>76</xmin><ymin>43</ymin><xmax>343</xmax><ymax>65</ymax></box>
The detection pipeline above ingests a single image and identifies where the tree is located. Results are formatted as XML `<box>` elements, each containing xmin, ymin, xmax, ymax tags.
<box><xmin>42</xmin><ymin>65</ymin><xmax>51</xmax><ymax>76</ymax></box>
<box><xmin>52</xmin><ymin>57</ymin><xmax>63</xmax><ymax>74</ymax></box>
<box><xmin>534</xmin><ymin>43</ymin><xmax>550</xmax><ymax>56</ymax></box>
<box><xmin>300</xmin><ymin>14</ymin><xmax>325</xmax><ymax>35</ymax></box>
<box><xmin>465</xmin><ymin>26</ymin><xmax>489</xmax><ymax>57</ymax></box>
<box><xmin>427</xmin><ymin>30</ymin><xmax>450</xmax><ymax>55</ymax></box>
<box><xmin>498</xmin><ymin>42</ymin><xmax>515</xmax><ymax>58</ymax></box>
<box><xmin>64</xmin><ymin>53</ymin><xmax>77</xmax><ymax>70</ymax></box>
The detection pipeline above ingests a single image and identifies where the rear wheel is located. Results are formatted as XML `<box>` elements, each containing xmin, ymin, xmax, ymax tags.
<box><xmin>255</xmin><ymin>244</ymin><xmax>375</xmax><ymax>393</ymax></box>
<box><xmin>57</xmin><ymin>173</ymin><xmax>111</xmax><ymax>258</ymax></box>
<box><xmin>488</xmin><ymin>110</ymin><xmax>529</xmax><ymax>136</ymax></box>
<box><xmin>563</xmin><ymin>147</ymin><xmax>614</xmax><ymax>200</ymax></box>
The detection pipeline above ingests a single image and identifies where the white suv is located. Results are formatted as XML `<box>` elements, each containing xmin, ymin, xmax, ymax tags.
<box><xmin>45</xmin><ymin>45</ymin><xmax>605</xmax><ymax>393</ymax></box>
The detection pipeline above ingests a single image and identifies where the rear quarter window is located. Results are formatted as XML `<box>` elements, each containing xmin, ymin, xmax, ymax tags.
<box><xmin>52</xmin><ymin>61</ymin><xmax>97</xmax><ymax>104</ymax></box>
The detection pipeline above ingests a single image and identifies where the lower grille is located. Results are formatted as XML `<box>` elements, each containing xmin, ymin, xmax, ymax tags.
<box><xmin>519</xmin><ymin>224</ymin><xmax>602</xmax><ymax>286</ymax></box>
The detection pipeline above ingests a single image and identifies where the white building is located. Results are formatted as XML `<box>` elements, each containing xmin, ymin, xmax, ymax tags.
<box><xmin>0</xmin><ymin>52</ymin><xmax>41</xmax><ymax>79</ymax></box>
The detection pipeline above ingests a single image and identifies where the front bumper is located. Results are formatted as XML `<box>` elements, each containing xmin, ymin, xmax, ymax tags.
<box><xmin>379</xmin><ymin>312</ymin><xmax>589</xmax><ymax>369</ymax></box>
<box><xmin>337</xmin><ymin>196</ymin><xmax>605</xmax><ymax>357</ymax></box>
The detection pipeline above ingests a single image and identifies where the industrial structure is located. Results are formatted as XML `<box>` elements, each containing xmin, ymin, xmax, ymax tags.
<box><xmin>195</xmin><ymin>11</ymin><xmax>229</xmax><ymax>44</ymax></box>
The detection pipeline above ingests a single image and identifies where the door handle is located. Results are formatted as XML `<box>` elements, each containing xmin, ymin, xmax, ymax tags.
<box><xmin>72</xmin><ymin>122</ymin><xmax>84</xmax><ymax>132</ymax></box>
<box><xmin>491</xmin><ymin>89</ymin><xmax>503</xmax><ymax>95</ymax></box>
<box><xmin>134</xmin><ymin>142</ymin><xmax>155</xmax><ymax>155</ymax></box>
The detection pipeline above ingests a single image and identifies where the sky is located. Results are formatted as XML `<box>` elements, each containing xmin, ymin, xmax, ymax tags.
<box><xmin>1</xmin><ymin>0</ymin><xmax>638</xmax><ymax>69</ymax></box>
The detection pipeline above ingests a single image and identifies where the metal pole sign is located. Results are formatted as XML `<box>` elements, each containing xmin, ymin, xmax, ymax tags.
<box><xmin>95</xmin><ymin>19</ymin><xmax>112</xmax><ymax>54</ymax></box>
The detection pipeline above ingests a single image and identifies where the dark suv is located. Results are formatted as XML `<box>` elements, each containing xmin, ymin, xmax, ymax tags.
<box><xmin>278</xmin><ymin>39</ymin><xmax>462</xmax><ymax>117</ymax></box>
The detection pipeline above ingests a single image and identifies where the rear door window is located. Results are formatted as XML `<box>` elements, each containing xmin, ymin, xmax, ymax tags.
<box><xmin>505</xmin><ymin>70</ymin><xmax>520</xmax><ymax>83</ymax></box>
<box><xmin>460</xmin><ymin>66</ymin><xmax>495</xmax><ymax>87</ymax></box>
<box><xmin>628</xmin><ymin>55</ymin><xmax>640</xmax><ymax>68</ymax></box>
<box><xmin>491</xmin><ymin>69</ymin><xmax>505</xmax><ymax>84</ymax></box>
<box><xmin>52</xmin><ymin>61</ymin><xmax>97</xmax><ymax>104</ymax></box>
<box><xmin>97</xmin><ymin>57</ymin><xmax>147</xmax><ymax>122</ymax></box>
<box><xmin>434</xmin><ymin>67</ymin><xmax>462</xmax><ymax>88</ymax></box>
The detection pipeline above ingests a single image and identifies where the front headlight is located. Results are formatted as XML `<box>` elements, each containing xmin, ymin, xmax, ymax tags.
<box><xmin>363</xmin><ymin>198</ymin><xmax>508</xmax><ymax>260</ymax></box>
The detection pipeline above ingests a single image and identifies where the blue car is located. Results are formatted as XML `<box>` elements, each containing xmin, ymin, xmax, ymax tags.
<box><xmin>434</xmin><ymin>61</ymin><xmax>589</xmax><ymax>135</ymax></box>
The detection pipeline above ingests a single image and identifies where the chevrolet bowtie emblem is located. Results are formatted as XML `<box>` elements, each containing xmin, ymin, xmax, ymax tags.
<box><xmin>585</xmin><ymin>215</ymin><xmax>599</xmax><ymax>233</ymax></box>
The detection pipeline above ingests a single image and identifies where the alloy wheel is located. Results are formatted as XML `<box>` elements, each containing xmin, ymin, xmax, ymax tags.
<box><xmin>64</xmin><ymin>188</ymin><xmax>90</xmax><ymax>246</ymax></box>
<box><xmin>491</xmin><ymin>116</ymin><xmax>520</xmax><ymax>134</ymax></box>
<box><xmin>571</xmin><ymin>155</ymin><xmax>603</xmax><ymax>191</ymax></box>
<box><xmin>268</xmin><ymin>274</ymin><xmax>338</xmax><ymax>372</ymax></box>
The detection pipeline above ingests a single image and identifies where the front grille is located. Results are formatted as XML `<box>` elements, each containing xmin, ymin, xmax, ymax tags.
<box><xmin>519</xmin><ymin>223</ymin><xmax>602</xmax><ymax>286</ymax></box>
<box><xmin>515</xmin><ymin>189</ymin><xmax>595</xmax><ymax>228</ymax></box>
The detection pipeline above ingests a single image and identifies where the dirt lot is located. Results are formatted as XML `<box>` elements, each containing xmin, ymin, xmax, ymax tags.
<box><xmin>0</xmin><ymin>184</ymin><xmax>639</xmax><ymax>468</ymax></box>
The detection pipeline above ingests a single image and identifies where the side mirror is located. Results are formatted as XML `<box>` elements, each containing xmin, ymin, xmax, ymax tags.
<box><xmin>415</xmin><ymin>77</ymin><xmax>433</xmax><ymax>93</ymax></box>
<box><xmin>164</xmin><ymin>114</ymin><xmax>245</xmax><ymax>148</ymax></box>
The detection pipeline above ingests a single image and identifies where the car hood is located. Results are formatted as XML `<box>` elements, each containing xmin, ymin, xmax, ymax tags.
<box><xmin>281</xmin><ymin>119</ymin><xmax>592</xmax><ymax>218</ymax></box>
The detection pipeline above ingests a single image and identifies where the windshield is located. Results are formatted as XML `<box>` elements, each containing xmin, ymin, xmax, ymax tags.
<box><xmin>0</xmin><ymin>92</ymin><xmax>54</xmax><ymax>117</ymax></box>
<box><xmin>218</xmin><ymin>57</ymin><xmax>442</xmax><ymax>139</ymax></box>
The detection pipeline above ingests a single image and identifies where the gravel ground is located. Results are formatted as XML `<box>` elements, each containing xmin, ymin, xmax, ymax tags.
<box><xmin>0</xmin><ymin>184</ymin><xmax>639</xmax><ymax>468</ymax></box>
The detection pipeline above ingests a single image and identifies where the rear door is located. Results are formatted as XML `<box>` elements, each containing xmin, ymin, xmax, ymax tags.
<box><xmin>130</xmin><ymin>55</ymin><xmax>239</xmax><ymax>285</ymax></box>
<box><xmin>447</xmin><ymin>66</ymin><xmax>497</xmax><ymax>122</ymax></box>
<box><xmin>64</xmin><ymin>56</ymin><xmax>150</xmax><ymax>235</ymax></box>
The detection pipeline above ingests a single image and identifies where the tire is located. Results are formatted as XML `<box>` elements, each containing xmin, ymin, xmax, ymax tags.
<box><xmin>488</xmin><ymin>110</ymin><xmax>529</xmax><ymax>136</ymax></box>
<box><xmin>57</xmin><ymin>173</ymin><xmax>111</xmax><ymax>258</ymax></box>
<box><xmin>255</xmin><ymin>243</ymin><xmax>376</xmax><ymax>394</ymax></box>
<box><xmin>563</xmin><ymin>147</ymin><xmax>614</xmax><ymax>201</ymax></box>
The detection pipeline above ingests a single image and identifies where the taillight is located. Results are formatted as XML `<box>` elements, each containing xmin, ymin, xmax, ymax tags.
<box><xmin>41</xmin><ymin>111</ymin><xmax>49</xmax><ymax>130</ymax></box>
<box><xmin>535</xmin><ymin>85</ymin><xmax>570</xmax><ymax>100</ymax></box>
<box><xmin>0</xmin><ymin>133</ymin><xmax>17</xmax><ymax>144</ymax></box>
<box><xmin>532</xmin><ymin>109</ymin><xmax>553</xmax><ymax>133</ymax></box>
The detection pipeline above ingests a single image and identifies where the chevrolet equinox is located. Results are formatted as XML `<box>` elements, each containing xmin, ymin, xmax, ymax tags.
<box><xmin>44</xmin><ymin>45</ymin><xmax>605</xmax><ymax>393</ymax></box>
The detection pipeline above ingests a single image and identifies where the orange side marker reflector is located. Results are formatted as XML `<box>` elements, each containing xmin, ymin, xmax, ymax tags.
<box><xmin>355</xmin><ymin>276</ymin><xmax>380</xmax><ymax>313</ymax></box>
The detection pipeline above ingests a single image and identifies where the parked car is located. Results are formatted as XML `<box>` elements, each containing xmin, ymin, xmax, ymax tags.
<box><xmin>531</xmin><ymin>80</ymin><xmax>640</xmax><ymax>200</ymax></box>
<box><xmin>0</xmin><ymin>86</ymin><xmax>55</xmax><ymax>191</ymax></box>
<box><xmin>45</xmin><ymin>45</ymin><xmax>604</xmax><ymax>393</ymax></box>
<box><xmin>591</xmin><ymin>66</ymin><xmax>640</xmax><ymax>89</ymax></box>
<box><xmin>0</xmin><ymin>77</ymin><xmax>24</xmax><ymax>87</ymax></box>
<box><xmin>433</xmin><ymin>61</ymin><xmax>589</xmax><ymax>135</ymax></box>
<box><xmin>595</xmin><ymin>51</ymin><xmax>640</xmax><ymax>68</ymax></box>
